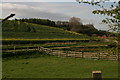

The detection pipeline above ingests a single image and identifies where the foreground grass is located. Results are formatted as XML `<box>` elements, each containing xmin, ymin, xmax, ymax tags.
<box><xmin>3</xmin><ymin>55</ymin><xmax>118</xmax><ymax>78</ymax></box>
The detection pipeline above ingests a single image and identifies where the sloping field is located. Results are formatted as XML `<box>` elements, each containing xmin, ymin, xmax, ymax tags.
<box><xmin>2</xmin><ymin>21</ymin><xmax>88</xmax><ymax>39</ymax></box>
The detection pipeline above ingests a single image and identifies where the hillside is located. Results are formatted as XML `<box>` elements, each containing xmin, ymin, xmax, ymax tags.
<box><xmin>2</xmin><ymin>20</ymin><xmax>89</xmax><ymax>39</ymax></box>
<box><xmin>17</xmin><ymin>18</ymin><xmax>112</xmax><ymax>36</ymax></box>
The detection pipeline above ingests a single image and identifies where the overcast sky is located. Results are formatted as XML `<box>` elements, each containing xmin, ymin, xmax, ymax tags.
<box><xmin>0</xmin><ymin>1</ymin><xmax>118</xmax><ymax>30</ymax></box>
<box><xmin>2</xmin><ymin>0</ymin><xmax>118</xmax><ymax>2</ymax></box>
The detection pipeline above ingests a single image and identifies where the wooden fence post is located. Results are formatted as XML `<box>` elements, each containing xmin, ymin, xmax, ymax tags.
<box><xmin>98</xmin><ymin>53</ymin><xmax>100</xmax><ymax>60</ymax></box>
<box><xmin>75</xmin><ymin>52</ymin><xmax>76</xmax><ymax>57</ymax></box>
<box><xmin>82</xmin><ymin>52</ymin><xmax>84</xmax><ymax>58</ymax></box>
<box><xmin>14</xmin><ymin>46</ymin><xmax>16</xmax><ymax>53</ymax></box>
<box><xmin>27</xmin><ymin>47</ymin><xmax>29</xmax><ymax>51</ymax></box>
<box><xmin>66</xmin><ymin>52</ymin><xmax>68</xmax><ymax>57</ymax></box>
<box><xmin>35</xmin><ymin>47</ymin><xmax>37</xmax><ymax>51</ymax></box>
<box><xmin>57</xmin><ymin>52</ymin><xmax>59</xmax><ymax>57</ymax></box>
<box><xmin>59</xmin><ymin>52</ymin><xmax>61</xmax><ymax>57</ymax></box>
<box><xmin>38</xmin><ymin>46</ymin><xmax>40</xmax><ymax>52</ymax></box>
<box><xmin>92</xmin><ymin>71</ymin><xmax>102</xmax><ymax>80</ymax></box>
<box><xmin>117</xmin><ymin>54</ymin><xmax>119</xmax><ymax>61</ymax></box>
<box><xmin>21</xmin><ymin>48</ymin><xmax>22</xmax><ymax>52</ymax></box>
<box><xmin>39</xmin><ymin>47</ymin><xmax>41</xmax><ymax>51</ymax></box>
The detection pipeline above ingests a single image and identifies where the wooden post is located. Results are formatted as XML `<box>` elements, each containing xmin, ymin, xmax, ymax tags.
<box><xmin>38</xmin><ymin>46</ymin><xmax>40</xmax><ymax>52</ymax></box>
<box><xmin>57</xmin><ymin>52</ymin><xmax>59</xmax><ymax>57</ymax></box>
<box><xmin>14</xmin><ymin>46</ymin><xmax>16</xmax><ymax>53</ymax></box>
<box><xmin>74</xmin><ymin>52</ymin><xmax>76</xmax><ymax>57</ymax></box>
<box><xmin>59</xmin><ymin>52</ymin><xmax>61</xmax><ymax>57</ymax></box>
<box><xmin>21</xmin><ymin>48</ymin><xmax>22</xmax><ymax>52</ymax></box>
<box><xmin>82</xmin><ymin>52</ymin><xmax>84</xmax><ymax>58</ymax></box>
<box><xmin>118</xmin><ymin>48</ymin><xmax>119</xmax><ymax>61</ymax></box>
<box><xmin>38</xmin><ymin>46</ymin><xmax>40</xmax><ymax>51</ymax></box>
<box><xmin>92</xmin><ymin>71</ymin><xmax>102</xmax><ymax>80</ymax></box>
<box><xmin>75</xmin><ymin>52</ymin><xmax>76</xmax><ymax>57</ymax></box>
<box><xmin>66</xmin><ymin>52</ymin><xmax>68</xmax><ymax>57</ymax></box>
<box><xmin>98</xmin><ymin>53</ymin><xmax>100</xmax><ymax>60</ymax></box>
<box><xmin>39</xmin><ymin>47</ymin><xmax>41</xmax><ymax>51</ymax></box>
<box><xmin>117</xmin><ymin>54</ymin><xmax>119</xmax><ymax>61</ymax></box>
<box><xmin>27</xmin><ymin>47</ymin><xmax>29</xmax><ymax>51</ymax></box>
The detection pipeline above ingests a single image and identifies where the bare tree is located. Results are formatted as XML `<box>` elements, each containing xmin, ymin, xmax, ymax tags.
<box><xmin>2</xmin><ymin>14</ymin><xmax>15</xmax><ymax>22</ymax></box>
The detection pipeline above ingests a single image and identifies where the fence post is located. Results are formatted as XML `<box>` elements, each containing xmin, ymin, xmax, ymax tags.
<box><xmin>92</xmin><ymin>71</ymin><xmax>102</xmax><ymax>80</ymax></box>
<box><xmin>117</xmin><ymin>54</ymin><xmax>119</xmax><ymax>61</ymax></box>
<box><xmin>98</xmin><ymin>53</ymin><xmax>100</xmax><ymax>60</ymax></box>
<box><xmin>66</xmin><ymin>52</ymin><xmax>68</xmax><ymax>57</ymax></box>
<box><xmin>27</xmin><ymin>47</ymin><xmax>29</xmax><ymax>51</ymax></box>
<box><xmin>38</xmin><ymin>46</ymin><xmax>40</xmax><ymax>52</ymax></box>
<box><xmin>21</xmin><ymin>48</ymin><xmax>22</xmax><ymax>52</ymax></box>
<box><xmin>74</xmin><ymin>52</ymin><xmax>76</xmax><ymax>57</ymax></box>
<box><xmin>39</xmin><ymin>47</ymin><xmax>41</xmax><ymax>51</ymax></box>
<box><xmin>82</xmin><ymin>52</ymin><xmax>84</xmax><ymax>58</ymax></box>
<box><xmin>59</xmin><ymin>52</ymin><xmax>61</xmax><ymax>57</ymax></box>
<box><xmin>14</xmin><ymin>46</ymin><xmax>16</xmax><ymax>53</ymax></box>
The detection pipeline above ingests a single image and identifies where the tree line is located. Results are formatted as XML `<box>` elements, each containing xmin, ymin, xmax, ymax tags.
<box><xmin>2</xmin><ymin>17</ymin><xmax>114</xmax><ymax>37</ymax></box>
<box><xmin>68</xmin><ymin>17</ymin><xmax>112</xmax><ymax>36</ymax></box>
<box><xmin>17</xmin><ymin>18</ymin><xmax>69</xmax><ymax>30</ymax></box>
<box><xmin>16</xmin><ymin>18</ymin><xmax>111</xmax><ymax>36</ymax></box>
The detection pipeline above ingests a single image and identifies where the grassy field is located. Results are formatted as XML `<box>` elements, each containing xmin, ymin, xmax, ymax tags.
<box><xmin>2</xmin><ymin>21</ymin><xmax>118</xmax><ymax>79</ymax></box>
<box><xmin>2</xmin><ymin>41</ymin><xmax>111</xmax><ymax>49</ymax></box>
<box><xmin>2</xmin><ymin>22</ymin><xmax>88</xmax><ymax>39</ymax></box>
<box><xmin>3</xmin><ymin>55</ymin><xmax>118</xmax><ymax>78</ymax></box>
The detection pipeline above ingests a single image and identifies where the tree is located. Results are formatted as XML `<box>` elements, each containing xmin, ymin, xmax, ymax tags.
<box><xmin>76</xmin><ymin>0</ymin><xmax>120</xmax><ymax>32</ymax></box>
<box><xmin>68</xmin><ymin>17</ymin><xmax>83</xmax><ymax>32</ymax></box>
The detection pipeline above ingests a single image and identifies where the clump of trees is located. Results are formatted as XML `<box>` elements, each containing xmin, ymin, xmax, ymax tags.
<box><xmin>68</xmin><ymin>17</ymin><xmax>101</xmax><ymax>36</ymax></box>
<box><xmin>68</xmin><ymin>17</ymin><xmax>83</xmax><ymax>32</ymax></box>
<box><xmin>18</xmin><ymin>18</ymin><xmax>70</xmax><ymax>30</ymax></box>
<box><xmin>76</xmin><ymin>0</ymin><xmax>120</xmax><ymax>32</ymax></box>
<box><xmin>2</xmin><ymin>20</ymin><xmax>36</xmax><ymax>32</ymax></box>
<box><xmin>18</xmin><ymin>18</ymin><xmax>56</xmax><ymax>27</ymax></box>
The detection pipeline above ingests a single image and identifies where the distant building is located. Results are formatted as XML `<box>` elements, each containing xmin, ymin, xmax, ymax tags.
<box><xmin>55</xmin><ymin>21</ymin><xmax>69</xmax><ymax>25</ymax></box>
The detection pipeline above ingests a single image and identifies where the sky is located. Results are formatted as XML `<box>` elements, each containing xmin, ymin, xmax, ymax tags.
<box><xmin>2</xmin><ymin>0</ymin><xmax>118</xmax><ymax>2</ymax></box>
<box><xmin>0</xmin><ymin>0</ymin><xmax>118</xmax><ymax>30</ymax></box>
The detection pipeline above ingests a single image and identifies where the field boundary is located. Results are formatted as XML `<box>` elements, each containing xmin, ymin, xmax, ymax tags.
<box><xmin>2</xmin><ymin>46</ymin><xmax>118</xmax><ymax>61</ymax></box>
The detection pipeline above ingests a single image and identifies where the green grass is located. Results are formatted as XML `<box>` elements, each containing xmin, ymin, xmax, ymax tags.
<box><xmin>3</xmin><ymin>55</ymin><xmax>118</xmax><ymax>78</ymax></box>
<box><xmin>2</xmin><ymin>22</ymin><xmax>88</xmax><ymax>39</ymax></box>
<box><xmin>2</xmin><ymin>41</ymin><xmax>111</xmax><ymax>49</ymax></box>
<box><xmin>3</xmin><ymin>32</ymin><xmax>86</xmax><ymax>39</ymax></box>
<box><xmin>2</xmin><ymin>21</ymin><xmax>118</xmax><ymax>79</ymax></box>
